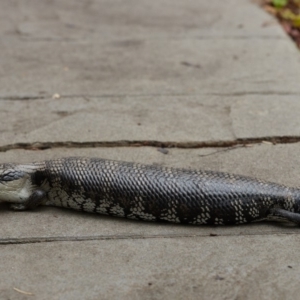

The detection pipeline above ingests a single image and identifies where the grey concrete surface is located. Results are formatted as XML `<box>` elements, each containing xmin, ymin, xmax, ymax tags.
<box><xmin>1</xmin><ymin>38</ymin><xmax>300</xmax><ymax>97</ymax></box>
<box><xmin>1</xmin><ymin>236</ymin><xmax>300</xmax><ymax>300</ymax></box>
<box><xmin>1</xmin><ymin>0</ymin><xmax>300</xmax><ymax>97</ymax></box>
<box><xmin>3</xmin><ymin>95</ymin><xmax>300</xmax><ymax>147</ymax></box>
<box><xmin>1</xmin><ymin>0</ymin><xmax>300</xmax><ymax>299</ymax></box>
<box><xmin>0</xmin><ymin>0</ymin><xmax>285</xmax><ymax>39</ymax></box>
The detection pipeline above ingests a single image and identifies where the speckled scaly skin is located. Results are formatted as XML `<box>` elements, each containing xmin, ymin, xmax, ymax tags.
<box><xmin>1</xmin><ymin>157</ymin><xmax>300</xmax><ymax>225</ymax></box>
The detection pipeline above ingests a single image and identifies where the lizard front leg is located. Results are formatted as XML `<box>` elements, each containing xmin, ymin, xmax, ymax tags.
<box><xmin>10</xmin><ymin>190</ymin><xmax>46</xmax><ymax>211</ymax></box>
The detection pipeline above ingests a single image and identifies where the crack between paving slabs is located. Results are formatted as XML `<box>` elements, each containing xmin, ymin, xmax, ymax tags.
<box><xmin>1</xmin><ymin>136</ymin><xmax>300</xmax><ymax>152</ymax></box>
<box><xmin>0</xmin><ymin>230</ymin><xmax>299</xmax><ymax>245</ymax></box>
<box><xmin>9</xmin><ymin>35</ymin><xmax>286</xmax><ymax>43</ymax></box>
<box><xmin>1</xmin><ymin>91</ymin><xmax>300</xmax><ymax>101</ymax></box>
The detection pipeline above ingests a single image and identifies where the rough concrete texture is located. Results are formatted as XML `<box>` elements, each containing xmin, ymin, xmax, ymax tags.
<box><xmin>1</xmin><ymin>39</ymin><xmax>300</xmax><ymax>97</ymax></box>
<box><xmin>2</xmin><ymin>95</ymin><xmax>300</xmax><ymax>147</ymax></box>
<box><xmin>1</xmin><ymin>0</ymin><xmax>300</xmax><ymax>97</ymax></box>
<box><xmin>1</xmin><ymin>236</ymin><xmax>300</xmax><ymax>300</ymax></box>
<box><xmin>1</xmin><ymin>0</ymin><xmax>300</xmax><ymax>299</ymax></box>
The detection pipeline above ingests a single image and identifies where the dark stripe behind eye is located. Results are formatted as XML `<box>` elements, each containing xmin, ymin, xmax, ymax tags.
<box><xmin>1</xmin><ymin>171</ymin><xmax>24</xmax><ymax>181</ymax></box>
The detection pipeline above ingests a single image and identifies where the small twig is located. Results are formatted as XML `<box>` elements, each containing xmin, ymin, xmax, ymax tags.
<box><xmin>13</xmin><ymin>287</ymin><xmax>34</xmax><ymax>295</ymax></box>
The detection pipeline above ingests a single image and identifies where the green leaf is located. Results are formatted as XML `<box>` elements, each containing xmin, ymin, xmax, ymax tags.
<box><xmin>272</xmin><ymin>0</ymin><xmax>288</xmax><ymax>7</ymax></box>
<box><xmin>292</xmin><ymin>16</ymin><xmax>300</xmax><ymax>27</ymax></box>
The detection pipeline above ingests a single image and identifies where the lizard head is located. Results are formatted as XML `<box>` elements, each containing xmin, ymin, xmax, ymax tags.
<box><xmin>0</xmin><ymin>163</ymin><xmax>35</xmax><ymax>203</ymax></box>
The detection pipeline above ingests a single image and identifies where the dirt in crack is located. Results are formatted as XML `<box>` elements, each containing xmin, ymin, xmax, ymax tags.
<box><xmin>1</xmin><ymin>136</ymin><xmax>300</xmax><ymax>152</ymax></box>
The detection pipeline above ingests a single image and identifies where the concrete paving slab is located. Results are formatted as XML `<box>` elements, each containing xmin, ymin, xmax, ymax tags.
<box><xmin>1</xmin><ymin>144</ymin><xmax>300</xmax><ymax>243</ymax></box>
<box><xmin>0</xmin><ymin>96</ymin><xmax>235</xmax><ymax>145</ymax></box>
<box><xmin>231</xmin><ymin>95</ymin><xmax>300</xmax><ymax>138</ymax></box>
<box><xmin>1</xmin><ymin>94</ymin><xmax>300</xmax><ymax>147</ymax></box>
<box><xmin>0</xmin><ymin>235</ymin><xmax>299</xmax><ymax>300</ymax></box>
<box><xmin>0</xmin><ymin>0</ymin><xmax>285</xmax><ymax>40</ymax></box>
<box><xmin>1</xmin><ymin>38</ymin><xmax>300</xmax><ymax>96</ymax></box>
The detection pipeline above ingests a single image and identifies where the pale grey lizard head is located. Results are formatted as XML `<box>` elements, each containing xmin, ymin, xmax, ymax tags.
<box><xmin>0</xmin><ymin>163</ymin><xmax>36</xmax><ymax>203</ymax></box>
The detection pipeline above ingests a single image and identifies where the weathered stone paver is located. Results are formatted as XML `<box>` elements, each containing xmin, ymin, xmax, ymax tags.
<box><xmin>1</xmin><ymin>0</ymin><xmax>300</xmax><ymax>97</ymax></box>
<box><xmin>2</xmin><ymin>94</ymin><xmax>300</xmax><ymax>147</ymax></box>
<box><xmin>1</xmin><ymin>236</ymin><xmax>299</xmax><ymax>300</ymax></box>
<box><xmin>1</xmin><ymin>38</ymin><xmax>300</xmax><ymax>96</ymax></box>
